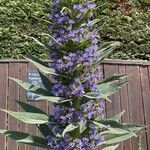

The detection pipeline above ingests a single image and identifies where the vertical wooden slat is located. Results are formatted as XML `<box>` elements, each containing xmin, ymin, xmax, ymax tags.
<box><xmin>118</xmin><ymin>65</ymin><xmax>132</xmax><ymax>150</ymax></box>
<box><xmin>104</xmin><ymin>64</ymin><xmax>121</xmax><ymax>117</ymax></box>
<box><xmin>98</xmin><ymin>64</ymin><xmax>106</xmax><ymax>150</ymax></box>
<box><xmin>104</xmin><ymin>64</ymin><xmax>123</xmax><ymax>150</ymax></box>
<box><xmin>18</xmin><ymin>63</ymin><xmax>27</xmax><ymax>150</ymax></box>
<box><xmin>141</xmin><ymin>66</ymin><xmax>150</xmax><ymax>149</ymax></box>
<box><xmin>38</xmin><ymin>101</ymin><xmax>48</xmax><ymax>150</ymax></box>
<box><xmin>126</xmin><ymin>65</ymin><xmax>147</xmax><ymax>150</ymax></box>
<box><xmin>99</xmin><ymin>64</ymin><xmax>106</xmax><ymax>116</ymax></box>
<box><xmin>0</xmin><ymin>63</ymin><xmax>8</xmax><ymax>150</ymax></box>
<box><xmin>7</xmin><ymin>63</ymin><xmax>19</xmax><ymax>150</ymax></box>
<box><xmin>26</xmin><ymin>63</ymin><xmax>38</xmax><ymax>150</ymax></box>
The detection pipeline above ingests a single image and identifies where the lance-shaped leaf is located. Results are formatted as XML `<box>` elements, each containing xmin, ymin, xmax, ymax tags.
<box><xmin>37</xmin><ymin>124</ymin><xmax>55</xmax><ymax>138</ymax></box>
<box><xmin>10</xmin><ymin>78</ymin><xmax>51</xmax><ymax>96</ymax></box>
<box><xmin>1</xmin><ymin>109</ymin><xmax>50</xmax><ymax>124</ymax></box>
<box><xmin>0</xmin><ymin>130</ymin><xmax>48</xmax><ymax>148</ymax></box>
<box><xmin>94</xmin><ymin>119</ymin><xmax>144</xmax><ymax>136</ymax></box>
<box><xmin>84</xmin><ymin>92</ymin><xmax>101</xmax><ymax>99</ymax></box>
<box><xmin>102</xmin><ymin>144</ymin><xmax>119</xmax><ymax>150</ymax></box>
<box><xmin>26</xmin><ymin>56</ymin><xmax>58</xmax><ymax>75</ymax></box>
<box><xmin>99</xmin><ymin>80</ymin><xmax>127</xmax><ymax>101</ymax></box>
<box><xmin>39</xmin><ymin>33</ymin><xmax>65</xmax><ymax>47</ymax></box>
<box><xmin>110</xmin><ymin>111</ymin><xmax>125</xmax><ymax>122</ymax></box>
<box><xmin>93</xmin><ymin>120</ymin><xmax>132</xmax><ymax>135</ymax></box>
<box><xmin>96</xmin><ymin>41</ymin><xmax>121</xmax><ymax>63</ymax></box>
<box><xmin>26</xmin><ymin>35</ymin><xmax>48</xmax><ymax>49</ymax></box>
<box><xmin>98</xmin><ymin>74</ymin><xmax>129</xmax><ymax>85</ymax></box>
<box><xmin>81</xmin><ymin>19</ymin><xmax>100</xmax><ymax>27</ymax></box>
<box><xmin>36</xmin><ymin>95</ymin><xmax>70</xmax><ymax>103</ymax></box>
<box><xmin>79</xmin><ymin>119</ymin><xmax>87</xmax><ymax>134</ymax></box>
<box><xmin>62</xmin><ymin>124</ymin><xmax>79</xmax><ymax>137</ymax></box>
<box><xmin>94</xmin><ymin>110</ymin><xmax>125</xmax><ymax>123</ymax></box>
<box><xmin>85</xmin><ymin>80</ymin><xmax>127</xmax><ymax>101</ymax></box>
<box><xmin>101</xmin><ymin>132</ymin><xmax>136</xmax><ymax>145</ymax></box>
<box><xmin>10</xmin><ymin>78</ymin><xmax>66</xmax><ymax>103</ymax></box>
<box><xmin>84</xmin><ymin>92</ymin><xmax>111</xmax><ymax>102</ymax></box>
<box><xmin>16</xmin><ymin>100</ymin><xmax>46</xmax><ymax>114</ymax></box>
<box><xmin>16</xmin><ymin>101</ymin><xmax>54</xmax><ymax>137</ymax></box>
<box><xmin>38</xmin><ymin>71</ymin><xmax>52</xmax><ymax>91</ymax></box>
<box><xmin>122</xmin><ymin>123</ymin><xmax>145</xmax><ymax>133</ymax></box>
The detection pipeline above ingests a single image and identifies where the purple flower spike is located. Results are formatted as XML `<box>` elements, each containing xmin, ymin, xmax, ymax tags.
<box><xmin>48</xmin><ymin>0</ymin><xmax>105</xmax><ymax>149</ymax></box>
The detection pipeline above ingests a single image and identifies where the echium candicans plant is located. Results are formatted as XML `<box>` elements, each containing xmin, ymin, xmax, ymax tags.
<box><xmin>0</xmin><ymin>0</ymin><xmax>145</xmax><ymax>150</ymax></box>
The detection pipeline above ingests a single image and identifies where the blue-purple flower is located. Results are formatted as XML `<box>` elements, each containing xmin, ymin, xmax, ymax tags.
<box><xmin>48</xmin><ymin>0</ymin><xmax>104</xmax><ymax>149</ymax></box>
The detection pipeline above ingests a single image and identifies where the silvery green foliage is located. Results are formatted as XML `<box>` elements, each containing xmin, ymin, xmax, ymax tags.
<box><xmin>0</xmin><ymin>0</ymin><xmax>144</xmax><ymax>150</ymax></box>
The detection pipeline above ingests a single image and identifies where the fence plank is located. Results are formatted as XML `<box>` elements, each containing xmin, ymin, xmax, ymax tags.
<box><xmin>26</xmin><ymin>63</ymin><xmax>38</xmax><ymax>150</ymax></box>
<box><xmin>126</xmin><ymin>65</ymin><xmax>147</xmax><ymax>150</ymax></box>
<box><xmin>7</xmin><ymin>63</ymin><xmax>19</xmax><ymax>150</ymax></box>
<box><xmin>38</xmin><ymin>101</ymin><xmax>48</xmax><ymax>150</ymax></box>
<box><xmin>18</xmin><ymin>63</ymin><xmax>28</xmax><ymax>150</ymax></box>
<box><xmin>104</xmin><ymin>64</ymin><xmax>123</xmax><ymax>150</ymax></box>
<box><xmin>0</xmin><ymin>63</ymin><xmax>8</xmax><ymax>150</ymax></box>
<box><xmin>118</xmin><ymin>65</ymin><xmax>132</xmax><ymax>150</ymax></box>
<box><xmin>104</xmin><ymin>64</ymin><xmax>121</xmax><ymax>117</ymax></box>
<box><xmin>141</xmin><ymin>66</ymin><xmax>150</xmax><ymax>150</ymax></box>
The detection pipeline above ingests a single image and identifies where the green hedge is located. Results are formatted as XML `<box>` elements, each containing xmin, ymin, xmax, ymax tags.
<box><xmin>0</xmin><ymin>0</ymin><xmax>150</xmax><ymax>60</ymax></box>
<box><xmin>0</xmin><ymin>0</ymin><xmax>50</xmax><ymax>59</ymax></box>
<box><xmin>96</xmin><ymin>0</ymin><xmax>150</xmax><ymax>60</ymax></box>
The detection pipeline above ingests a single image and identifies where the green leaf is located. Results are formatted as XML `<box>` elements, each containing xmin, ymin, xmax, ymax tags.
<box><xmin>110</xmin><ymin>111</ymin><xmax>125</xmax><ymax>122</ymax></box>
<box><xmin>79</xmin><ymin>119</ymin><xmax>87</xmax><ymax>134</ymax></box>
<box><xmin>37</xmin><ymin>124</ymin><xmax>55</xmax><ymax>138</ymax></box>
<box><xmin>26</xmin><ymin>56</ymin><xmax>58</xmax><ymax>75</ymax></box>
<box><xmin>62</xmin><ymin>124</ymin><xmax>79</xmax><ymax>137</ymax></box>
<box><xmin>98</xmin><ymin>80</ymin><xmax>128</xmax><ymax>101</ymax></box>
<box><xmin>85</xmin><ymin>80</ymin><xmax>127</xmax><ymax>101</ymax></box>
<box><xmin>36</xmin><ymin>95</ymin><xmax>69</xmax><ymax>103</ymax></box>
<box><xmin>16</xmin><ymin>100</ymin><xmax>54</xmax><ymax>138</ymax></box>
<box><xmin>97</xmin><ymin>41</ymin><xmax>121</xmax><ymax>63</ymax></box>
<box><xmin>1</xmin><ymin>109</ymin><xmax>49</xmax><ymax>124</ymax></box>
<box><xmin>102</xmin><ymin>144</ymin><xmax>119</xmax><ymax>150</ymax></box>
<box><xmin>16</xmin><ymin>100</ymin><xmax>46</xmax><ymax>114</ymax></box>
<box><xmin>93</xmin><ymin>120</ymin><xmax>132</xmax><ymax>135</ymax></box>
<box><xmin>98</xmin><ymin>74</ymin><xmax>129</xmax><ymax>84</ymax></box>
<box><xmin>38</xmin><ymin>71</ymin><xmax>52</xmax><ymax>91</ymax></box>
<box><xmin>94</xmin><ymin>119</ymin><xmax>144</xmax><ymax>140</ymax></box>
<box><xmin>10</xmin><ymin>78</ymin><xmax>51</xmax><ymax>96</ymax></box>
<box><xmin>0</xmin><ymin>130</ymin><xmax>48</xmax><ymax>148</ymax></box>
<box><xmin>101</xmin><ymin>132</ymin><xmax>136</xmax><ymax>145</ymax></box>
<box><xmin>39</xmin><ymin>33</ymin><xmax>65</xmax><ymax>47</ymax></box>
<box><xmin>26</xmin><ymin>35</ymin><xmax>48</xmax><ymax>49</ymax></box>
<box><xmin>12</xmin><ymin>77</ymin><xmax>68</xmax><ymax>103</ymax></box>
<box><xmin>123</xmin><ymin>123</ymin><xmax>145</xmax><ymax>132</ymax></box>
<box><xmin>84</xmin><ymin>92</ymin><xmax>101</xmax><ymax>99</ymax></box>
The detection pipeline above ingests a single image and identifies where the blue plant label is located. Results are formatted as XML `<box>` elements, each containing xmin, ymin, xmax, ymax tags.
<box><xmin>27</xmin><ymin>70</ymin><xmax>43</xmax><ymax>100</ymax></box>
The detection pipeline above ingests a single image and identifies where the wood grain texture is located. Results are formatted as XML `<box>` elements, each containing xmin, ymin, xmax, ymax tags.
<box><xmin>0</xmin><ymin>60</ymin><xmax>149</xmax><ymax>150</ymax></box>
<box><xmin>7</xmin><ymin>63</ymin><xmax>19</xmax><ymax>150</ymax></box>
<box><xmin>104</xmin><ymin>64</ymin><xmax>123</xmax><ymax>150</ymax></box>
<box><xmin>126</xmin><ymin>65</ymin><xmax>147</xmax><ymax>150</ymax></box>
<box><xmin>26</xmin><ymin>63</ymin><xmax>38</xmax><ymax>150</ymax></box>
<box><xmin>118</xmin><ymin>65</ymin><xmax>132</xmax><ymax>150</ymax></box>
<box><xmin>0</xmin><ymin>63</ymin><xmax>8</xmax><ymax>150</ymax></box>
<box><xmin>18</xmin><ymin>63</ymin><xmax>28</xmax><ymax>150</ymax></box>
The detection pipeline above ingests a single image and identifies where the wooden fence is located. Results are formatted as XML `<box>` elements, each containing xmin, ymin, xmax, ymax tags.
<box><xmin>0</xmin><ymin>59</ymin><xmax>150</xmax><ymax>150</ymax></box>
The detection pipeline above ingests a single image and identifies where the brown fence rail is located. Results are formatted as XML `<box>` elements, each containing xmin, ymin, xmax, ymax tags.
<box><xmin>0</xmin><ymin>59</ymin><xmax>150</xmax><ymax>150</ymax></box>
